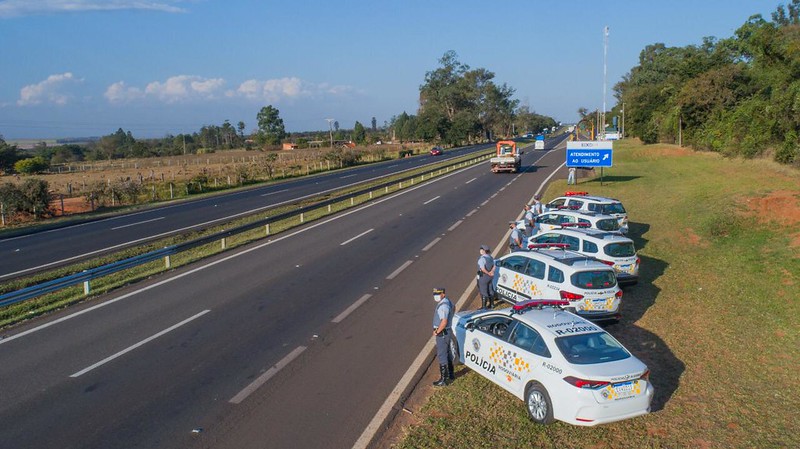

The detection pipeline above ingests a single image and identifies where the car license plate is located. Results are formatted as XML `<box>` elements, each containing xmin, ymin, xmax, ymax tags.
<box><xmin>612</xmin><ymin>380</ymin><xmax>638</xmax><ymax>398</ymax></box>
<box><xmin>589</xmin><ymin>298</ymin><xmax>610</xmax><ymax>310</ymax></box>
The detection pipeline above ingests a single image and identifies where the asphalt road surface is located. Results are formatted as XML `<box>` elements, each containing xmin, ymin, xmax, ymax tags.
<box><xmin>0</xmin><ymin>135</ymin><xmax>571</xmax><ymax>449</ymax></box>
<box><xmin>0</xmin><ymin>143</ymin><xmax>491</xmax><ymax>281</ymax></box>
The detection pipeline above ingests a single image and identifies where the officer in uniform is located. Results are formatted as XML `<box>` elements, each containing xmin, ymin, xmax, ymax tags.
<box><xmin>523</xmin><ymin>204</ymin><xmax>536</xmax><ymax>237</ymax></box>
<box><xmin>477</xmin><ymin>245</ymin><xmax>495</xmax><ymax>309</ymax></box>
<box><xmin>432</xmin><ymin>287</ymin><xmax>455</xmax><ymax>386</ymax></box>
<box><xmin>532</xmin><ymin>194</ymin><xmax>544</xmax><ymax>215</ymax></box>
<box><xmin>508</xmin><ymin>221</ymin><xmax>523</xmax><ymax>253</ymax></box>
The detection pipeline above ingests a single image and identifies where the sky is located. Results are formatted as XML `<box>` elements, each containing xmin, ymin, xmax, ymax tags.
<box><xmin>0</xmin><ymin>0</ymin><xmax>783</xmax><ymax>140</ymax></box>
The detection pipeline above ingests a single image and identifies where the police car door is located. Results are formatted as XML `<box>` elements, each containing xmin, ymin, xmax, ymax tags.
<box><xmin>496</xmin><ymin>255</ymin><xmax>530</xmax><ymax>303</ymax></box>
<box><xmin>537</xmin><ymin>213</ymin><xmax>561</xmax><ymax>232</ymax></box>
<box><xmin>465</xmin><ymin>315</ymin><xmax>515</xmax><ymax>392</ymax></box>
<box><xmin>503</xmin><ymin>322</ymin><xmax>553</xmax><ymax>399</ymax></box>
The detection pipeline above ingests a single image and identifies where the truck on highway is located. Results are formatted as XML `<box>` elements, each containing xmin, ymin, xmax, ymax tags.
<box><xmin>490</xmin><ymin>140</ymin><xmax>521</xmax><ymax>173</ymax></box>
<box><xmin>534</xmin><ymin>134</ymin><xmax>545</xmax><ymax>150</ymax></box>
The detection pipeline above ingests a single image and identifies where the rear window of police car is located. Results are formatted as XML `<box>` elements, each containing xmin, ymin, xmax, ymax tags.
<box><xmin>589</xmin><ymin>202</ymin><xmax>626</xmax><ymax>215</ymax></box>
<box><xmin>555</xmin><ymin>332</ymin><xmax>630</xmax><ymax>364</ymax></box>
<box><xmin>596</xmin><ymin>219</ymin><xmax>620</xmax><ymax>231</ymax></box>
<box><xmin>604</xmin><ymin>242</ymin><xmax>635</xmax><ymax>257</ymax></box>
<box><xmin>571</xmin><ymin>270</ymin><xmax>617</xmax><ymax>289</ymax></box>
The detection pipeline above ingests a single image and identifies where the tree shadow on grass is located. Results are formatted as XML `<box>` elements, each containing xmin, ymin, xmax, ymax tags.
<box><xmin>576</xmin><ymin>171</ymin><xmax>642</xmax><ymax>184</ymax></box>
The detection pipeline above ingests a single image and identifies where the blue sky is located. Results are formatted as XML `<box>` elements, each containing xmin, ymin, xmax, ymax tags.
<box><xmin>0</xmin><ymin>0</ymin><xmax>782</xmax><ymax>139</ymax></box>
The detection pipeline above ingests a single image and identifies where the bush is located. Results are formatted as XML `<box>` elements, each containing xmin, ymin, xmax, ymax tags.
<box><xmin>14</xmin><ymin>157</ymin><xmax>49</xmax><ymax>174</ymax></box>
<box><xmin>774</xmin><ymin>131</ymin><xmax>798</xmax><ymax>164</ymax></box>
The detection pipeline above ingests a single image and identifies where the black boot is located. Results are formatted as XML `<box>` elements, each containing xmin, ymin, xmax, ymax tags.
<box><xmin>447</xmin><ymin>360</ymin><xmax>455</xmax><ymax>381</ymax></box>
<box><xmin>432</xmin><ymin>364</ymin><xmax>449</xmax><ymax>387</ymax></box>
<box><xmin>481</xmin><ymin>296</ymin><xmax>489</xmax><ymax>309</ymax></box>
<box><xmin>487</xmin><ymin>294</ymin><xmax>494</xmax><ymax>309</ymax></box>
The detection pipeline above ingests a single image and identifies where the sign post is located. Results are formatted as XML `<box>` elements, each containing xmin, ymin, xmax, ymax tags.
<box><xmin>566</xmin><ymin>141</ymin><xmax>613</xmax><ymax>185</ymax></box>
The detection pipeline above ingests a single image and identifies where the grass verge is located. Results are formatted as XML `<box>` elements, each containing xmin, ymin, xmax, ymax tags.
<box><xmin>393</xmin><ymin>140</ymin><xmax>800</xmax><ymax>449</ymax></box>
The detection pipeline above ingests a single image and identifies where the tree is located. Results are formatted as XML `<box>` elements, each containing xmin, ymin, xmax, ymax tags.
<box><xmin>18</xmin><ymin>178</ymin><xmax>51</xmax><ymax>218</ymax></box>
<box><xmin>353</xmin><ymin>121</ymin><xmax>367</xmax><ymax>144</ymax></box>
<box><xmin>256</xmin><ymin>105</ymin><xmax>287</xmax><ymax>146</ymax></box>
<box><xmin>334</xmin><ymin>121</ymin><xmax>340</xmax><ymax>132</ymax></box>
<box><xmin>237</xmin><ymin>121</ymin><xmax>246</xmax><ymax>139</ymax></box>
<box><xmin>0</xmin><ymin>137</ymin><xmax>24</xmax><ymax>174</ymax></box>
<box><xmin>371</xmin><ymin>117</ymin><xmax>377</xmax><ymax>131</ymax></box>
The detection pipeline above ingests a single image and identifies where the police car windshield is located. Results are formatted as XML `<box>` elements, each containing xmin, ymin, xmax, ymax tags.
<box><xmin>570</xmin><ymin>270</ymin><xmax>617</xmax><ymax>289</ymax></box>
<box><xmin>555</xmin><ymin>332</ymin><xmax>630</xmax><ymax>365</ymax></box>
<box><xmin>604</xmin><ymin>242</ymin><xmax>636</xmax><ymax>258</ymax></box>
<box><xmin>596</xmin><ymin>219</ymin><xmax>620</xmax><ymax>231</ymax></box>
<box><xmin>601</xmin><ymin>203</ymin><xmax>626</xmax><ymax>215</ymax></box>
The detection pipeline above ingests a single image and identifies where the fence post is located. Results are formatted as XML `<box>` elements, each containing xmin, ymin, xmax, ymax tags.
<box><xmin>1</xmin><ymin>202</ymin><xmax>5</xmax><ymax>226</ymax></box>
<box><xmin>170</xmin><ymin>183</ymin><xmax>174</xmax><ymax>199</ymax></box>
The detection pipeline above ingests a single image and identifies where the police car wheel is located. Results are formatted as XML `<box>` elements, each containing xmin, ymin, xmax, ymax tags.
<box><xmin>525</xmin><ymin>382</ymin><xmax>554</xmax><ymax>424</ymax></box>
<box><xmin>448</xmin><ymin>336</ymin><xmax>461</xmax><ymax>366</ymax></box>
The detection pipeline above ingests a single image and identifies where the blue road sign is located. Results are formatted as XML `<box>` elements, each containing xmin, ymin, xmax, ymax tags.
<box><xmin>566</xmin><ymin>141</ymin><xmax>613</xmax><ymax>167</ymax></box>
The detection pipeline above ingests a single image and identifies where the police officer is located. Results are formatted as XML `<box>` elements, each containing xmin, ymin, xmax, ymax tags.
<box><xmin>523</xmin><ymin>204</ymin><xmax>536</xmax><ymax>237</ymax></box>
<box><xmin>432</xmin><ymin>287</ymin><xmax>455</xmax><ymax>386</ymax></box>
<box><xmin>477</xmin><ymin>245</ymin><xmax>495</xmax><ymax>309</ymax></box>
<box><xmin>508</xmin><ymin>221</ymin><xmax>524</xmax><ymax>253</ymax></box>
<box><xmin>532</xmin><ymin>194</ymin><xmax>544</xmax><ymax>215</ymax></box>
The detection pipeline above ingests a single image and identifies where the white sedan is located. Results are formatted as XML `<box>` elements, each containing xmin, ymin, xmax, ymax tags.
<box><xmin>449</xmin><ymin>300</ymin><xmax>653</xmax><ymax>425</ymax></box>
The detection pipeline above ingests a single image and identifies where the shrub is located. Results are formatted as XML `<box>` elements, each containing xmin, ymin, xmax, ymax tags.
<box><xmin>14</xmin><ymin>157</ymin><xmax>49</xmax><ymax>174</ymax></box>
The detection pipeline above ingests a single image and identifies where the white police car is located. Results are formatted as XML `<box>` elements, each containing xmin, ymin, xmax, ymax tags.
<box><xmin>534</xmin><ymin>209</ymin><xmax>621</xmax><ymax>235</ymax></box>
<box><xmin>449</xmin><ymin>300</ymin><xmax>653</xmax><ymax>425</ymax></box>
<box><xmin>493</xmin><ymin>247</ymin><xmax>622</xmax><ymax>322</ymax></box>
<box><xmin>544</xmin><ymin>192</ymin><xmax>628</xmax><ymax>233</ymax></box>
<box><xmin>528</xmin><ymin>226</ymin><xmax>640</xmax><ymax>285</ymax></box>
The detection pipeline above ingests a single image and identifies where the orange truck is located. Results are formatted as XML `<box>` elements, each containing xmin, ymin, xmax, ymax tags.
<box><xmin>490</xmin><ymin>140</ymin><xmax>521</xmax><ymax>173</ymax></box>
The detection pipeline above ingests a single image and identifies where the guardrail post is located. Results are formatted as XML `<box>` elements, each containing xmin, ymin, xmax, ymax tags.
<box><xmin>385</xmin><ymin>186</ymin><xmax>389</xmax><ymax>193</ymax></box>
<box><xmin>300</xmin><ymin>213</ymin><xmax>305</xmax><ymax>223</ymax></box>
<box><xmin>350</xmin><ymin>198</ymin><xmax>354</xmax><ymax>206</ymax></box>
<box><xmin>398</xmin><ymin>182</ymin><xmax>402</xmax><ymax>189</ymax></box>
<box><xmin>265</xmin><ymin>223</ymin><xmax>270</xmax><ymax>235</ymax></box>
<box><xmin>328</xmin><ymin>204</ymin><xmax>332</xmax><ymax>212</ymax></box>
<box><xmin>84</xmin><ymin>278</ymin><xmax>91</xmax><ymax>295</ymax></box>
<box><xmin>369</xmin><ymin>191</ymin><xmax>373</xmax><ymax>199</ymax></box>
<box><xmin>164</xmin><ymin>255</ymin><xmax>171</xmax><ymax>268</ymax></box>
<box><xmin>221</xmin><ymin>238</ymin><xmax>227</xmax><ymax>249</ymax></box>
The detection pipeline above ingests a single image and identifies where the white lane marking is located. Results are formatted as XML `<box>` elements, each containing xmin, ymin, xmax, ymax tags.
<box><xmin>448</xmin><ymin>220</ymin><xmax>463</xmax><ymax>231</ymax></box>
<box><xmin>340</xmin><ymin>174</ymin><xmax>358</xmax><ymax>179</ymax></box>
<box><xmin>480</xmin><ymin>200</ymin><xmax>489</xmax><ymax>207</ymax></box>
<box><xmin>386</xmin><ymin>260</ymin><xmax>413</xmax><ymax>280</ymax></box>
<box><xmin>111</xmin><ymin>217</ymin><xmax>165</xmax><ymax>230</ymax></box>
<box><xmin>466</xmin><ymin>209</ymin><xmax>478</xmax><ymax>217</ymax></box>
<box><xmin>229</xmin><ymin>346</ymin><xmax>307</xmax><ymax>404</ymax></box>
<box><xmin>387</xmin><ymin>165</ymin><xmax>398</xmax><ymax>168</ymax></box>
<box><xmin>422</xmin><ymin>237</ymin><xmax>441</xmax><ymax>252</ymax></box>
<box><xmin>0</xmin><ymin>159</ymin><xmax>485</xmax><ymax>345</ymax></box>
<box><xmin>423</xmin><ymin>196</ymin><xmax>440</xmax><ymax>205</ymax></box>
<box><xmin>340</xmin><ymin>228</ymin><xmax>374</xmax><ymax>246</ymax></box>
<box><xmin>69</xmin><ymin>309</ymin><xmax>210</xmax><ymax>378</ymax></box>
<box><xmin>465</xmin><ymin>177</ymin><xmax>477</xmax><ymax>184</ymax></box>
<box><xmin>332</xmin><ymin>294</ymin><xmax>372</xmax><ymax>323</ymax></box>
<box><xmin>260</xmin><ymin>189</ymin><xmax>290</xmax><ymax>197</ymax></box>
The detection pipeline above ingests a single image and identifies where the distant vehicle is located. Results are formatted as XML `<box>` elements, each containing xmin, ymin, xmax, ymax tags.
<box><xmin>490</xmin><ymin>140</ymin><xmax>521</xmax><ymax>173</ymax></box>
<box><xmin>430</xmin><ymin>146</ymin><xmax>443</xmax><ymax>156</ymax></box>
<box><xmin>534</xmin><ymin>135</ymin><xmax>545</xmax><ymax>150</ymax></box>
<box><xmin>449</xmin><ymin>300</ymin><xmax>653</xmax><ymax>425</ymax></box>
<box><xmin>523</xmin><ymin>132</ymin><xmax>534</xmax><ymax>138</ymax></box>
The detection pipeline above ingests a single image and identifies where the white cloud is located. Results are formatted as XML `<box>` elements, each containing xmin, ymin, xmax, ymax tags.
<box><xmin>226</xmin><ymin>77</ymin><xmax>357</xmax><ymax>102</ymax></box>
<box><xmin>105</xmin><ymin>75</ymin><xmax>225</xmax><ymax>104</ymax></box>
<box><xmin>17</xmin><ymin>72</ymin><xmax>82</xmax><ymax>106</ymax></box>
<box><xmin>0</xmin><ymin>0</ymin><xmax>186</xmax><ymax>18</ymax></box>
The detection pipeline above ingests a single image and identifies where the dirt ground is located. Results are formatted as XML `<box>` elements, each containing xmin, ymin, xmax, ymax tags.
<box><xmin>741</xmin><ymin>190</ymin><xmax>800</xmax><ymax>247</ymax></box>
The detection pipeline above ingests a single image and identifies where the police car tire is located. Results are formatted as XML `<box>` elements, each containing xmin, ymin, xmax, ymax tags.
<box><xmin>524</xmin><ymin>382</ymin><xmax>554</xmax><ymax>425</ymax></box>
<box><xmin>448</xmin><ymin>336</ymin><xmax>462</xmax><ymax>366</ymax></box>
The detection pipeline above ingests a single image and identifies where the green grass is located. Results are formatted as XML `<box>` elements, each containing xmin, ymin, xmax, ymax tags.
<box><xmin>395</xmin><ymin>140</ymin><xmax>800</xmax><ymax>449</ymax></box>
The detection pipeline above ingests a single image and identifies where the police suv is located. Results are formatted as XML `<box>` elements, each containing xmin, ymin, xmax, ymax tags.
<box><xmin>449</xmin><ymin>300</ymin><xmax>653</xmax><ymax>426</ymax></box>
<box><xmin>528</xmin><ymin>226</ymin><xmax>640</xmax><ymax>286</ymax></box>
<box><xmin>544</xmin><ymin>192</ymin><xmax>629</xmax><ymax>234</ymax></box>
<box><xmin>534</xmin><ymin>209</ymin><xmax>621</xmax><ymax>237</ymax></box>
<box><xmin>492</xmin><ymin>247</ymin><xmax>622</xmax><ymax>322</ymax></box>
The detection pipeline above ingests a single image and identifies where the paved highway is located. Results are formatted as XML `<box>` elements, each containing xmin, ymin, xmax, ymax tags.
<box><xmin>0</xmin><ymin>143</ymin><xmax>491</xmax><ymax>280</ymax></box>
<box><xmin>0</xmin><ymin>135</ymin><xmax>570</xmax><ymax>448</ymax></box>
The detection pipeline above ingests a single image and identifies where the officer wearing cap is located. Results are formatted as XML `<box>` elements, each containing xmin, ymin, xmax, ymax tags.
<box><xmin>523</xmin><ymin>204</ymin><xmax>536</xmax><ymax>237</ymax></box>
<box><xmin>532</xmin><ymin>194</ymin><xmax>544</xmax><ymax>215</ymax></box>
<box><xmin>477</xmin><ymin>245</ymin><xmax>495</xmax><ymax>309</ymax></box>
<box><xmin>508</xmin><ymin>221</ymin><xmax>523</xmax><ymax>253</ymax></box>
<box><xmin>432</xmin><ymin>287</ymin><xmax>455</xmax><ymax>386</ymax></box>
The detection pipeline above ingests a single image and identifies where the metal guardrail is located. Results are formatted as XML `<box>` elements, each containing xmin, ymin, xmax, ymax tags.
<box><xmin>0</xmin><ymin>151</ymin><xmax>493</xmax><ymax>308</ymax></box>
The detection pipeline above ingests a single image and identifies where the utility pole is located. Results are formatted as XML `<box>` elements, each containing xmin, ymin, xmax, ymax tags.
<box><xmin>602</xmin><ymin>25</ymin><xmax>609</xmax><ymax>140</ymax></box>
<box><xmin>621</xmin><ymin>102</ymin><xmax>625</xmax><ymax>139</ymax></box>
<box><xmin>325</xmin><ymin>118</ymin><xmax>334</xmax><ymax>148</ymax></box>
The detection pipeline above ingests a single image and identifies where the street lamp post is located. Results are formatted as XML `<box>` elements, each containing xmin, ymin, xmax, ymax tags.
<box><xmin>325</xmin><ymin>118</ymin><xmax>334</xmax><ymax>148</ymax></box>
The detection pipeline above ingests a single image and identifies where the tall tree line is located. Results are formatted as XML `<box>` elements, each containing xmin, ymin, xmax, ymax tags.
<box><xmin>615</xmin><ymin>1</ymin><xmax>800</xmax><ymax>164</ymax></box>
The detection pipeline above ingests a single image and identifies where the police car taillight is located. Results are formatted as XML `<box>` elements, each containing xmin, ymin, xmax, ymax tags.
<box><xmin>512</xmin><ymin>299</ymin><xmax>571</xmax><ymax>312</ymax></box>
<box><xmin>599</xmin><ymin>260</ymin><xmax>615</xmax><ymax>266</ymax></box>
<box><xmin>639</xmin><ymin>369</ymin><xmax>650</xmax><ymax>381</ymax></box>
<box><xmin>565</xmin><ymin>191</ymin><xmax>589</xmax><ymax>196</ymax></box>
<box><xmin>636</xmin><ymin>257</ymin><xmax>641</xmax><ymax>265</ymax></box>
<box><xmin>615</xmin><ymin>290</ymin><xmax>623</xmax><ymax>299</ymax></box>
<box><xmin>560</xmin><ymin>291</ymin><xmax>584</xmax><ymax>300</ymax></box>
<box><xmin>563</xmin><ymin>376</ymin><xmax>609</xmax><ymax>389</ymax></box>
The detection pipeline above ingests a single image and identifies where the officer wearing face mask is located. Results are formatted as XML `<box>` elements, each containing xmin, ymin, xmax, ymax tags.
<box><xmin>432</xmin><ymin>287</ymin><xmax>455</xmax><ymax>386</ymax></box>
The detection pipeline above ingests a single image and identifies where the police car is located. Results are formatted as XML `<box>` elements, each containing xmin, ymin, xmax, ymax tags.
<box><xmin>544</xmin><ymin>192</ymin><xmax>629</xmax><ymax>234</ymax></box>
<box><xmin>492</xmin><ymin>247</ymin><xmax>622</xmax><ymax>322</ymax></box>
<box><xmin>534</xmin><ymin>209</ymin><xmax>621</xmax><ymax>236</ymax></box>
<box><xmin>528</xmin><ymin>226</ymin><xmax>640</xmax><ymax>286</ymax></box>
<box><xmin>448</xmin><ymin>300</ymin><xmax>653</xmax><ymax>426</ymax></box>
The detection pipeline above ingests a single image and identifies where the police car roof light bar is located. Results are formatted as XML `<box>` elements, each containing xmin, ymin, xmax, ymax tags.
<box><xmin>560</xmin><ymin>222</ymin><xmax>591</xmax><ymax>228</ymax></box>
<box><xmin>512</xmin><ymin>299</ymin><xmax>571</xmax><ymax>313</ymax></box>
<box><xmin>564</xmin><ymin>191</ymin><xmax>589</xmax><ymax>196</ymax></box>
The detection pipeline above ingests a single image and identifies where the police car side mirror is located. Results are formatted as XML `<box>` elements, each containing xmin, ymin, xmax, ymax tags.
<box><xmin>465</xmin><ymin>322</ymin><xmax>475</xmax><ymax>331</ymax></box>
